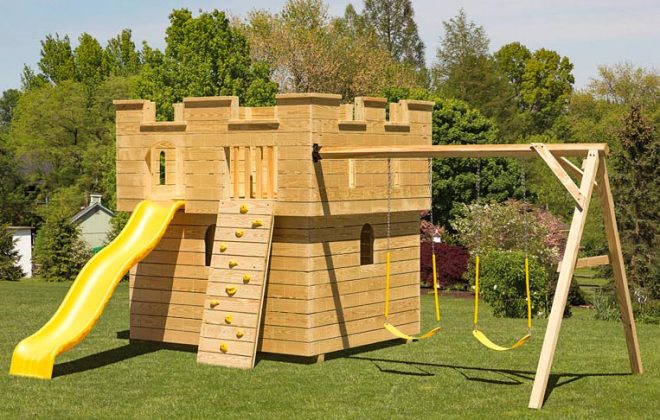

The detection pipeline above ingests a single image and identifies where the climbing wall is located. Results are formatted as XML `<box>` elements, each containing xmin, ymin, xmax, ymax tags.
<box><xmin>197</xmin><ymin>201</ymin><xmax>274</xmax><ymax>369</ymax></box>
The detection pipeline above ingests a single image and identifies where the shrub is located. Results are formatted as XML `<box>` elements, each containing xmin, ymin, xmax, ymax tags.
<box><xmin>420</xmin><ymin>242</ymin><xmax>469</xmax><ymax>288</ymax></box>
<box><xmin>34</xmin><ymin>211</ymin><xmax>91</xmax><ymax>282</ymax></box>
<box><xmin>0</xmin><ymin>225</ymin><xmax>24</xmax><ymax>281</ymax></box>
<box><xmin>476</xmin><ymin>249</ymin><xmax>551</xmax><ymax>318</ymax></box>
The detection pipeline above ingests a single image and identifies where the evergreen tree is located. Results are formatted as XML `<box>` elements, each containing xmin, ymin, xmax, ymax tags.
<box><xmin>34</xmin><ymin>211</ymin><xmax>90</xmax><ymax>282</ymax></box>
<box><xmin>360</xmin><ymin>0</ymin><xmax>425</xmax><ymax>70</ymax></box>
<box><xmin>0</xmin><ymin>225</ymin><xmax>24</xmax><ymax>281</ymax></box>
<box><xmin>432</xmin><ymin>10</ymin><xmax>516</xmax><ymax>132</ymax></box>
<box><xmin>610</xmin><ymin>106</ymin><xmax>659</xmax><ymax>298</ymax></box>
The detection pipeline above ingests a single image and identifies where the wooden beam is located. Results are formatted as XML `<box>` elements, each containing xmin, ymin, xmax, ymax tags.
<box><xmin>555</xmin><ymin>255</ymin><xmax>610</xmax><ymax>273</ymax></box>
<box><xmin>596</xmin><ymin>159</ymin><xmax>643</xmax><ymax>375</ymax></box>
<box><xmin>558</xmin><ymin>157</ymin><xmax>599</xmax><ymax>190</ymax></box>
<box><xmin>528</xmin><ymin>149</ymin><xmax>599</xmax><ymax>409</ymax></box>
<box><xmin>532</xmin><ymin>143</ymin><xmax>585</xmax><ymax>209</ymax></box>
<box><xmin>315</xmin><ymin>143</ymin><xmax>609</xmax><ymax>160</ymax></box>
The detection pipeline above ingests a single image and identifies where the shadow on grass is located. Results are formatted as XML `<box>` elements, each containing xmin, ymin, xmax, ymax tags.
<box><xmin>52</xmin><ymin>343</ymin><xmax>160</xmax><ymax>378</ymax></box>
<box><xmin>52</xmin><ymin>331</ymin><xmax>198</xmax><ymax>378</ymax></box>
<box><xmin>347</xmin><ymin>354</ymin><xmax>631</xmax><ymax>401</ymax></box>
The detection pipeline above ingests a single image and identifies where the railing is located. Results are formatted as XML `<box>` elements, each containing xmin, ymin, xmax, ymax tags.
<box><xmin>228</xmin><ymin>146</ymin><xmax>277</xmax><ymax>199</ymax></box>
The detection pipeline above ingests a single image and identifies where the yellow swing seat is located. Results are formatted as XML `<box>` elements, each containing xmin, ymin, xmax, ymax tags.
<box><xmin>383</xmin><ymin>252</ymin><xmax>442</xmax><ymax>341</ymax></box>
<box><xmin>472</xmin><ymin>255</ymin><xmax>533</xmax><ymax>351</ymax></box>
<box><xmin>472</xmin><ymin>329</ymin><xmax>531</xmax><ymax>352</ymax></box>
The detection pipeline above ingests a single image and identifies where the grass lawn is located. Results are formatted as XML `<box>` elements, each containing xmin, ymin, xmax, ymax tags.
<box><xmin>1</xmin><ymin>281</ymin><xmax>658</xmax><ymax>419</ymax></box>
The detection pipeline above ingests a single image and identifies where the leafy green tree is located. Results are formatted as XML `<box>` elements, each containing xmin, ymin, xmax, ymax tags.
<box><xmin>7</xmin><ymin>77</ymin><xmax>131</xmax><ymax>209</ymax></box>
<box><xmin>0</xmin><ymin>89</ymin><xmax>21</xmax><ymax>127</ymax></box>
<box><xmin>360</xmin><ymin>0</ymin><xmax>425</xmax><ymax>70</ymax></box>
<box><xmin>38</xmin><ymin>34</ymin><xmax>77</xmax><ymax>84</ymax></box>
<box><xmin>588</xmin><ymin>63</ymin><xmax>659</xmax><ymax>110</ymax></box>
<box><xmin>34</xmin><ymin>210</ymin><xmax>90</xmax><ymax>282</ymax></box>
<box><xmin>494</xmin><ymin>42</ymin><xmax>531</xmax><ymax>104</ymax></box>
<box><xmin>426</xmin><ymin>96</ymin><xmax>524</xmax><ymax>226</ymax></box>
<box><xmin>0</xmin><ymin>138</ymin><xmax>32</xmax><ymax>226</ymax></box>
<box><xmin>104</xmin><ymin>29</ymin><xmax>141</xmax><ymax>77</ymax></box>
<box><xmin>136</xmin><ymin>9</ymin><xmax>277</xmax><ymax>119</ymax></box>
<box><xmin>610</xmin><ymin>106</ymin><xmax>659</xmax><ymax>298</ymax></box>
<box><xmin>74</xmin><ymin>33</ymin><xmax>106</xmax><ymax>84</ymax></box>
<box><xmin>0</xmin><ymin>225</ymin><xmax>24</xmax><ymax>281</ymax></box>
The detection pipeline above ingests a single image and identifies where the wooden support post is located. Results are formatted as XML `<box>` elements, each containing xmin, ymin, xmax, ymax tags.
<box><xmin>532</xmin><ymin>143</ymin><xmax>585</xmax><ymax>209</ymax></box>
<box><xmin>528</xmin><ymin>150</ymin><xmax>600</xmax><ymax>409</ymax></box>
<box><xmin>596</xmin><ymin>158</ymin><xmax>643</xmax><ymax>374</ymax></box>
<box><xmin>267</xmin><ymin>146</ymin><xmax>275</xmax><ymax>199</ymax></box>
<box><xmin>244</xmin><ymin>146</ymin><xmax>252</xmax><ymax>198</ymax></box>
<box><xmin>255</xmin><ymin>147</ymin><xmax>263</xmax><ymax>199</ymax></box>
<box><xmin>232</xmin><ymin>146</ymin><xmax>239</xmax><ymax>198</ymax></box>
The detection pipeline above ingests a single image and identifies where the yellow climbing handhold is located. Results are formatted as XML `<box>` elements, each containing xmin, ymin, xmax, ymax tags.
<box><xmin>220</xmin><ymin>343</ymin><xmax>228</xmax><ymax>353</ymax></box>
<box><xmin>226</xmin><ymin>286</ymin><xmax>237</xmax><ymax>296</ymax></box>
<box><xmin>209</xmin><ymin>299</ymin><xmax>219</xmax><ymax>308</ymax></box>
<box><xmin>225</xmin><ymin>315</ymin><xmax>233</xmax><ymax>324</ymax></box>
<box><xmin>228</xmin><ymin>260</ymin><xmax>238</xmax><ymax>268</ymax></box>
<box><xmin>251</xmin><ymin>219</ymin><xmax>263</xmax><ymax>228</ymax></box>
<box><xmin>240</xmin><ymin>204</ymin><xmax>249</xmax><ymax>214</ymax></box>
<box><xmin>236</xmin><ymin>329</ymin><xmax>245</xmax><ymax>339</ymax></box>
<box><xmin>235</xmin><ymin>229</ymin><xmax>244</xmax><ymax>238</ymax></box>
<box><xmin>242</xmin><ymin>274</ymin><xmax>251</xmax><ymax>283</ymax></box>
<box><xmin>219</xmin><ymin>243</ymin><xmax>228</xmax><ymax>252</ymax></box>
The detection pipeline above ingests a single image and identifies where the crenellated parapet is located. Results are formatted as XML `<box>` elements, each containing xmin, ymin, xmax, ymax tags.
<box><xmin>114</xmin><ymin>93</ymin><xmax>434</xmax><ymax>215</ymax></box>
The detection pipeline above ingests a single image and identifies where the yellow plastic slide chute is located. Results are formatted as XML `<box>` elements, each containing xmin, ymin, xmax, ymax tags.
<box><xmin>384</xmin><ymin>252</ymin><xmax>441</xmax><ymax>341</ymax></box>
<box><xmin>10</xmin><ymin>200</ymin><xmax>184</xmax><ymax>379</ymax></box>
<box><xmin>472</xmin><ymin>255</ymin><xmax>532</xmax><ymax>351</ymax></box>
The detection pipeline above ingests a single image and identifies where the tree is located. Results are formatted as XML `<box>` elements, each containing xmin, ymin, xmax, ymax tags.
<box><xmin>432</xmin><ymin>10</ymin><xmax>515</xmax><ymax>131</ymax></box>
<box><xmin>7</xmin><ymin>77</ymin><xmax>131</xmax><ymax>209</ymax></box>
<box><xmin>494</xmin><ymin>42</ymin><xmax>531</xmax><ymax>105</ymax></box>
<box><xmin>424</xmin><ymin>95</ymin><xmax>524</xmax><ymax>226</ymax></box>
<box><xmin>74</xmin><ymin>33</ymin><xmax>106</xmax><ymax>84</ymax></box>
<box><xmin>588</xmin><ymin>63</ymin><xmax>659</xmax><ymax>110</ymax></box>
<box><xmin>104</xmin><ymin>29</ymin><xmax>141</xmax><ymax>77</ymax></box>
<box><xmin>0</xmin><ymin>137</ymin><xmax>32</xmax><ymax>226</ymax></box>
<box><xmin>0</xmin><ymin>225</ymin><xmax>24</xmax><ymax>281</ymax></box>
<box><xmin>38</xmin><ymin>34</ymin><xmax>76</xmax><ymax>84</ymax></box>
<box><xmin>33</xmin><ymin>210</ymin><xmax>90</xmax><ymax>282</ymax></box>
<box><xmin>136</xmin><ymin>8</ymin><xmax>277</xmax><ymax>119</ymax></box>
<box><xmin>245</xmin><ymin>0</ymin><xmax>420</xmax><ymax>100</ymax></box>
<box><xmin>0</xmin><ymin>89</ymin><xmax>21</xmax><ymax>127</ymax></box>
<box><xmin>610</xmin><ymin>106</ymin><xmax>659</xmax><ymax>298</ymax></box>
<box><xmin>360</xmin><ymin>0</ymin><xmax>425</xmax><ymax>70</ymax></box>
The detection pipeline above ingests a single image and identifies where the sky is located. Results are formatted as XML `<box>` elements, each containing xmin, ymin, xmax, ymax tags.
<box><xmin>0</xmin><ymin>0</ymin><xmax>658</xmax><ymax>93</ymax></box>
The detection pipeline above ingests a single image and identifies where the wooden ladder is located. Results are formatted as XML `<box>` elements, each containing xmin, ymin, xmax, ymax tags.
<box><xmin>197</xmin><ymin>200</ymin><xmax>274</xmax><ymax>369</ymax></box>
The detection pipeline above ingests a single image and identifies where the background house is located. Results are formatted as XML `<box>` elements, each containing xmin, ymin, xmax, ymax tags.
<box><xmin>71</xmin><ymin>194</ymin><xmax>115</xmax><ymax>249</ymax></box>
<box><xmin>8</xmin><ymin>226</ymin><xmax>32</xmax><ymax>278</ymax></box>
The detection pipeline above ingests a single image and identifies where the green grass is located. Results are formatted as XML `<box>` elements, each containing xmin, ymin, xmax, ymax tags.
<box><xmin>1</xmin><ymin>281</ymin><xmax>658</xmax><ymax>419</ymax></box>
<box><xmin>574</xmin><ymin>267</ymin><xmax>611</xmax><ymax>302</ymax></box>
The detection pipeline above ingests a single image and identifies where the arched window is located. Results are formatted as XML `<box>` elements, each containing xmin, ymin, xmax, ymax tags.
<box><xmin>205</xmin><ymin>224</ymin><xmax>216</xmax><ymax>267</ymax></box>
<box><xmin>360</xmin><ymin>224</ymin><xmax>374</xmax><ymax>265</ymax></box>
<box><xmin>159</xmin><ymin>151</ymin><xmax>166</xmax><ymax>185</ymax></box>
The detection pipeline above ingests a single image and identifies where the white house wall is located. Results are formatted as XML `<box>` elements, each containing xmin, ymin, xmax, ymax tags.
<box><xmin>10</xmin><ymin>228</ymin><xmax>32</xmax><ymax>278</ymax></box>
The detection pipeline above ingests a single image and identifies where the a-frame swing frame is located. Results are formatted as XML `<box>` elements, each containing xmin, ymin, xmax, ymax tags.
<box><xmin>313</xmin><ymin>142</ymin><xmax>643</xmax><ymax>410</ymax></box>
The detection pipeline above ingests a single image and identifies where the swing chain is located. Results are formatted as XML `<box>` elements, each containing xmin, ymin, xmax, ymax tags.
<box><xmin>386</xmin><ymin>158</ymin><xmax>392</xmax><ymax>250</ymax></box>
<box><xmin>521</xmin><ymin>167</ymin><xmax>529</xmax><ymax>258</ymax></box>
<box><xmin>475</xmin><ymin>158</ymin><xmax>482</xmax><ymax>254</ymax></box>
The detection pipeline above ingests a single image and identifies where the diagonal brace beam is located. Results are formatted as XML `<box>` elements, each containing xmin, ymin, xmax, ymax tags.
<box><xmin>532</xmin><ymin>143</ymin><xmax>585</xmax><ymax>209</ymax></box>
<box><xmin>558</xmin><ymin>157</ymin><xmax>599</xmax><ymax>190</ymax></box>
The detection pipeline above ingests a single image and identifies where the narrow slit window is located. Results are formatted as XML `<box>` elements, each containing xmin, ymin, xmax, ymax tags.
<box><xmin>205</xmin><ymin>224</ymin><xmax>216</xmax><ymax>267</ymax></box>
<box><xmin>360</xmin><ymin>224</ymin><xmax>374</xmax><ymax>265</ymax></box>
<box><xmin>159</xmin><ymin>151</ymin><xmax>166</xmax><ymax>185</ymax></box>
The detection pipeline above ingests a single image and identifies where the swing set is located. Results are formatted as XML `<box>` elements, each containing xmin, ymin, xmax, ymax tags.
<box><xmin>314</xmin><ymin>142</ymin><xmax>643</xmax><ymax>410</ymax></box>
<box><xmin>382</xmin><ymin>156</ymin><xmax>533</xmax><ymax>350</ymax></box>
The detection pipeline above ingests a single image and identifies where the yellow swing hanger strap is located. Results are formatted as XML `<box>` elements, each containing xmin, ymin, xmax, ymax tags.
<box><xmin>472</xmin><ymin>255</ymin><xmax>532</xmax><ymax>351</ymax></box>
<box><xmin>383</xmin><ymin>252</ymin><xmax>441</xmax><ymax>341</ymax></box>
